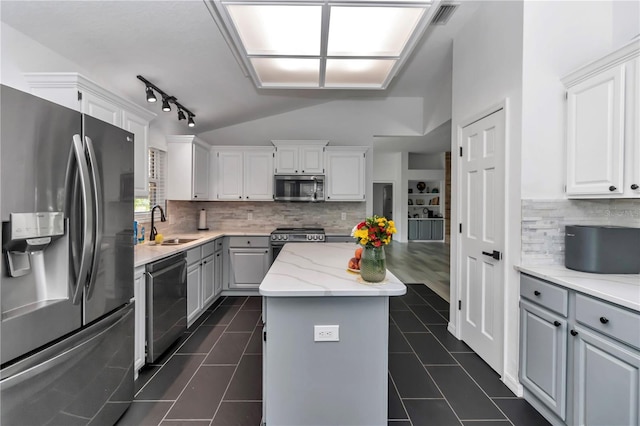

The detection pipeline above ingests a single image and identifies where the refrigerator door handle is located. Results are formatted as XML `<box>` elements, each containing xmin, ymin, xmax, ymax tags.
<box><xmin>71</xmin><ymin>134</ymin><xmax>94</xmax><ymax>305</ymax></box>
<box><xmin>84</xmin><ymin>135</ymin><xmax>102</xmax><ymax>300</ymax></box>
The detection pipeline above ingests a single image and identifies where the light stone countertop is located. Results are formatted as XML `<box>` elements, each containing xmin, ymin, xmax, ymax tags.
<box><xmin>260</xmin><ymin>242</ymin><xmax>407</xmax><ymax>297</ymax></box>
<box><xmin>516</xmin><ymin>264</ymin><xmax>640</xmax><ymax>312</ymax></box>
<box><xmin>134</xmin><ymin>229</ymin><xmax>271</xmax><ymax>267</ymax></box>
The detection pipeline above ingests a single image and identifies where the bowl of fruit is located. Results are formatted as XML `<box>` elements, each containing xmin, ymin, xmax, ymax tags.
<box><xmin>347</xmin><ymin>247</ymin><xmax>363</xmax><ymax>273</ymax></box>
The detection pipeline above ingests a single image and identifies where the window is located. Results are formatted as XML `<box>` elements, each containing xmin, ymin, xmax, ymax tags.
<box><xmin>134</xmin><ymin>148</ymin><xmax>167</xmax><ymax>216</ymax></box>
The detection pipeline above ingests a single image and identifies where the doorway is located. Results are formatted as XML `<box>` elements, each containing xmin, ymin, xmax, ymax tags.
<box><xmin>373</xmin><ymin>182</ymin><xmax>393</xmax><ymax>220</ymax></box>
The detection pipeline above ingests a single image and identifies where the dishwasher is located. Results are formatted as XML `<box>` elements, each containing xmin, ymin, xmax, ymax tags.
<box><xmin>146</xmin><ymin>252</ymin><xmax>187</xmax><ymax>363</ymax></box>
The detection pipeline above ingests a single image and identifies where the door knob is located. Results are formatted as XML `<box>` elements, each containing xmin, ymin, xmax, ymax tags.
<box><xmin>631</xmin><ymin>184</ymin><xmax>639</xmax><ymax>190</ymax></box>
<box><xmin>609</xmin><ymin>185</ymin><xmax>617</xmax><ymax>192</ymax></box>
<box><xmin>482</xmin><ymin>250</ymin><xmax>502</xmax><ymax>260</ymax></box>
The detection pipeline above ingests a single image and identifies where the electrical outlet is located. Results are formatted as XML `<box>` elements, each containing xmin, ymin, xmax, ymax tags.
<box><xmin>248</xmin><ymin>212</ymin><xmax>253</xmax><ymax>220</ymax></box>
<box><xmin>341</xmin><ymin>212</ymin><xmax>347</xmax><ymax>221</ymax></box>
<box><xmin>314</xmin><ymin>325</ymin><xmax>339</xmax><ymax>342</ymax></box>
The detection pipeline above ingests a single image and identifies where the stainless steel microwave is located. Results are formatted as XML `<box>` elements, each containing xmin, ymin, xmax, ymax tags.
<box><xmin>274</xmin><ymin>175</ymin><xmax>325</xmax><ymax>202</ymax></box>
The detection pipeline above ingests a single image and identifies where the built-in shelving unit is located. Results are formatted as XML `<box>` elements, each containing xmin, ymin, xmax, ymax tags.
<box><xmin>407</xmin><ymin>179</ymin><xmax>444</xmax><ymax>241</ymax></box>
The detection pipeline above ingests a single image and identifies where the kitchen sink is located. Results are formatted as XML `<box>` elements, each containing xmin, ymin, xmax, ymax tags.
<box><xmin>160</xmin><ymin>238</ymin><xmax>199</xmax><ymax>246</ymax></box>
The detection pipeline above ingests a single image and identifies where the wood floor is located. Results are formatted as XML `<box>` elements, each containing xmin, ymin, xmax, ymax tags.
<box><xmin>385</xmin><ymin>240</ymin><xmax>450</xmax><ymax>302</ymax></box>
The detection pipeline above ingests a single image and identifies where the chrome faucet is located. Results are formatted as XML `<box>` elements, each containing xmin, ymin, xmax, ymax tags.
<box><xmin>150</xmin><ymin>204</ymin><xmax>166</xmax><ymax>241</ymax></box>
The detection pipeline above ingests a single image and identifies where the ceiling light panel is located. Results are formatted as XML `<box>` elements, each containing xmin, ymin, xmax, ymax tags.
<box><xmin>225</xmin><ymin>4</ymin><xmax>322</xmax><ymax>56</ymax></box>
<box><xmin>325</xmin><ymin>59</ymin><xmax>396</xmax><ymax>88</ymax></box>
<box><xmin>250</xmin><ymin>58</ymin><xmax>320</xmax><ymax>87</ymax></box>
<box><xmin>327</xmin><ymin>5</ymin><xmax>427</xmax><ymax>57</ymax></box>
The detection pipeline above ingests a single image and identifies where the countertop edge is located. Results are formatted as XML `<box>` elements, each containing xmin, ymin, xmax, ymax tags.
<box><xmin>259</xmin><ymin>287</ymin><xmax>407</xmax><ymax>297</ymax></box>
<box><xmin>134</xmin><ymin>230</ymin><xmax>271</xmax><ymax>267</ymax></box>
<box><xmin>516</xmin><ymin>265</ymin><xmax>640</xmax><ymax>312</ymax></box>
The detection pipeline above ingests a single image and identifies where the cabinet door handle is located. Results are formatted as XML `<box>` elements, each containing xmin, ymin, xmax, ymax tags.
<box><xmin>599</xmin><ymin>317</ymin><xmax>609</xmax><ymax>324</ymax></box>
<box><xmin>570</xmin><ymin>329</ymin><xmax>579</xmax><ymax>336</ymax></box>
<box><xmin>609</xmin><ymin>185</ymin><xmax>617</xmax><ymax>192</ymax></box>
<box><xmin>239</xmin><ymin>196</ymin><xmax>242</xmax><ymax>199</ymax></box>
<box><xmin>553</xmin><ymin>321</ymin><xmax>561</xmax><ymax>327</ymax></box>
<box><xmin>534</xmin><ymin>290</ymin><xmax>541</xmax><ymax>296</ymax></box>
<box><xmin>246</xmin><ymin>196</ymin><xmax>249</xmax><ymax>199</ymax></box>
<box><xmin>631</xmin><ymin>184</ymin><xmax>639</xmax><ymax>190</ymax></box>
<box><xmin>203</xmin><ymin>260</ymin><xmax>207</xmax><ymax>264</ymax></box>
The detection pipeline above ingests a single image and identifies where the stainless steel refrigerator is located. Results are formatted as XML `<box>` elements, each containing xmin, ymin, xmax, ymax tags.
<box><xmin>0</xmin><ymin>85</ymin><xmax>135</xmax><ymax>425</ymax></box>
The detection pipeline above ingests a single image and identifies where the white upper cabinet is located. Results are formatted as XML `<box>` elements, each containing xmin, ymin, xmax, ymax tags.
<box><xmin>213</xmin><ymin>147</ymin><xmax>274</xmax><ymax>201</ymax></box>
<box><xmin>272</xmin><ymin>140</ymin><xmax>327</xmax><ymax>174</ymax></box>
<box><xmin>563</xmin><ymin>40</ymin><xmax>640</xmax><ymax>198</ymax></box>
<box><xmin>244</xmin><ymin>149</ymin><xmax>275</xmax><ymax>200</ymax></box>
<box><xmin>167</xmin><ymin>135</ymin><xmax>210</xmax><ymax>200</ymax></box>
<box><xmin>325</xmin><ymin>146</ymin><xmax>367</xmax><ymax>201</ymax></box>
<box><xmin>24</xmin><ymin>73</ymin><xmax>156</xmax><ymax>198</ymax></box>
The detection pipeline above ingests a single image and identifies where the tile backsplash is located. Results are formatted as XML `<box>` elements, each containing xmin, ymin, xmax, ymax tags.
<box><xmin>136</xmin><ymin>201</ymin><xmax>366</xmax><ymax>238</ymax></box>
<box><xmin>521</xmin><ymin>199</ymin><xmax>640</xmax><ymax>265</ymax></box>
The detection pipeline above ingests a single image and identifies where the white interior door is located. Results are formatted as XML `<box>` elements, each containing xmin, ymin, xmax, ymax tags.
<box><xmin>459</xmin><ymin>108</ymin><xmax>505</xmax><ymax>374</ymax></box>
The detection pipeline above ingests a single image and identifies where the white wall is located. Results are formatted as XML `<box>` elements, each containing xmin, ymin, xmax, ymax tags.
<box><xmin>200</xmin><ymin>97</ymin><xmax>425</xmax><ymax>146</ymax></box>
<box><xmin>408</xmin><ymin>153</ymin><xmax>444</xmax><ymax>170</ymax></box>
<box><xmin>1</xmin><ymin>22</ymin><xmax>94</xmax><ymax>91</ymax></box>
<box><xmin>451</xmin><ymin>0</ymin><xmax>524</xmax><ymax>394</ymax></box>
<box><xmin>521</xmin><ymin>0</ymin><xmax>640</xmax><ymax>199</ymax></box>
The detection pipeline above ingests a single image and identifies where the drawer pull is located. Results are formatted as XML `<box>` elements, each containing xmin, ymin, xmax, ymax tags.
<box><xmin>553</xmin><ymin>321</ymin><xmax>561</xmax><ymax>327</ymax></box>
<box><xmin>570</xmin><ymin>329</ymin><xmax>579</xmax><ymax>336</ymax></box>
<box><xmin>534</xmin><ymin>290</ymin><xmax>541</xmax><ymax>296</ymax></box>
<box><xmin>599</xmin><ymin>317</ymin><xmax>609</xmax><ymax>324</ymax></box>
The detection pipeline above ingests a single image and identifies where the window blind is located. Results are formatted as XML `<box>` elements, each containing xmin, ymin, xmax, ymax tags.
<box><xmin>148</xmin><ymin>148</ymin><xmax>167</xmax><ymax>210</ymax></box>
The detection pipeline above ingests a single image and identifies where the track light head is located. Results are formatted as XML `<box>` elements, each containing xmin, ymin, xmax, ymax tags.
<box><xmin>188</xmin><ymin>115</ymin><xmax>195</xmax><ymax>128</ymax></box>
<box><xmin>177</xmin><ymin>109</ymin><xmax>186</xmax><ymax>120</ymax></box>
<box><xmin>146</xmin><ymin>86</ymin><xmax>157</xmax><ymax>103</ymax></box>
<box><xmin>162</xmin><ymin>96</ymin><xmax>171</xmax><ymax>112</ymax></box>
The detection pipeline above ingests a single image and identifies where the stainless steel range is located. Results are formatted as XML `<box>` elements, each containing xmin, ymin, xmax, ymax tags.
<box><xmin>270</xmin><ymin>227</ymin><xmax>326</xmax><ymax>261</ymax></box>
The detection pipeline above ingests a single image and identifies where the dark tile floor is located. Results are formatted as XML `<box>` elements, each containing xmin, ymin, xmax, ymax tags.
<box><xmin>117</xmin><ymin>285</ymin><xmax>549</xmax><ymax>426</ymax></box>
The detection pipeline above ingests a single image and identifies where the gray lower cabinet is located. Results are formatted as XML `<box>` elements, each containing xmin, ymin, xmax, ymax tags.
<box><xmin>214</xmin><ymin>247</ymin><xmax>223</xmax><ymax>296</ymax></box>
<box><xmin>408</xmin><ymin>221</ymin><xmax>419</xmax><ymax>240</ymax></box>
<box><xmin>520</xmin><ymin>273</ymin><xmax>640</xmax><ymax>426</ymax></box>
<box><xmin>408</xmin><ymin>220</ymin><xmax>444</xmax><ymax>241</ymax></box>
<box><xmin>573</xmin><ymin>326</ymin><xmax>640</xmax><ymax>426</ymax></box>
<box><xmin>227</xmin><ymin>236</ymin><xmax>270</xmax><ymax>290</ymax></box>
<box><xmin>520</xmin><ymin>299</ymin><xmax>568</xmax><ymax>420</ymax></box>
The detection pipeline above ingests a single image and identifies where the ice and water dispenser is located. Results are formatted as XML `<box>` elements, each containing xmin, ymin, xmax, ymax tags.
<box><xmin>2</xmin><ymin>212</ymin><xmax>67</xmax><ymax>303</ymax></box>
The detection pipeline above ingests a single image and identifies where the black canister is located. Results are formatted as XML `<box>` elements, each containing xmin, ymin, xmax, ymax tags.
<box><xmin>565</xmin><ymin>225</ymin><xmax>640</xmax><ymax>274</ymax></box>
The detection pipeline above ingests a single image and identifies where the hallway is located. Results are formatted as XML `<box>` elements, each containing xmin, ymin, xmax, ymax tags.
<box><xmin>385</xmin><ymin>241</ymin><xmax>450</xmax><ymax>301</ymax></box>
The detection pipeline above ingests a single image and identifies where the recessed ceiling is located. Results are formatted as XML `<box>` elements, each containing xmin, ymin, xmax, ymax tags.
<box><xmin>209</xmin><ymin>0</ymin><xmax>437</xmax><ymax>89</ymax></box>
<box><xmin>0</xmin><ymin>0</ymin><xmax>480</xmax><ymax>138</ymax></box>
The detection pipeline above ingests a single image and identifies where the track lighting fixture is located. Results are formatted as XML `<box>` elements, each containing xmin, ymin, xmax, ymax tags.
<box><xmin>137</xmin><ymin>75</ymin><xmax>196</xmax><ymax>128</ymax></box>
<box><xmin>146</xmin><ymin>86</ymin><xmax>157</xmax><ymax>102</ymax></box>
<box><xmin>161</xmin><ymin>96</ymin><xmax>171</xmax><ymax>112</ymax></box>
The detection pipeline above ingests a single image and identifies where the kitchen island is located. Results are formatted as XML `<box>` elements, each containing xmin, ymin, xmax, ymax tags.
<box><xmin>260</xmin><ymin>242</ymin><xmax>406</xmax><ymax>426</ymax></box>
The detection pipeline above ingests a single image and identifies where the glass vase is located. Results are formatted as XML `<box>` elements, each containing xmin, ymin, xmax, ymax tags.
<box><xmin>360</xmin><ymin>245</ymin><xmax>386</xmax><ymax>283</ymax></box>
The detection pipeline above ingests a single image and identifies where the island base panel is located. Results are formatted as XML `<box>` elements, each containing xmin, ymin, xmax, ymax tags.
<box><xmin>263</xmin><ymin>296</ymin><xmax>389</xmax><ymax>426</ymax></box>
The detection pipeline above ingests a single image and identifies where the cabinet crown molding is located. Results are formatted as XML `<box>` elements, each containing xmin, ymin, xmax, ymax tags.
<box><xmin>561</xmin><ymin>40</ymin><xmax>640</xmax><ymax>87</ymax></box>
<box><xmin>24</xmin><ymin>72</ymin><xmax>156</xmax><ymax>121</ymax></box>
<box><xmin>271</xmin><ymin>140</ymin><xmax>329</xmax><ymax>147</ymax></box>
<box><xmin>166</xmin><ymin>135</ymin><xmax>208</xmax><ymax>147</ymax></box>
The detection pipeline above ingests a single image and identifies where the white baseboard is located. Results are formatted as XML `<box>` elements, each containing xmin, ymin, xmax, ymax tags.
<box><xmin>502</xmin><ymin>372</ymin><xmax>523</xmax><ymax>397</ymax></box>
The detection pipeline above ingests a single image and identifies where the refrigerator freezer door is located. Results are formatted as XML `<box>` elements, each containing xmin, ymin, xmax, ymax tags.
<box><xmin>82</xmin><ymin>115</ymin><xmax>134</xmax><ymax>325</ymax></box>
<box><xmin>0</xmin><ymin>85</ymin><xmax>82</xmax><ymax>364</ymax></box>
<box><xmin>0</xmin><ymin>303</ymin><xmax>134</xmax><ymax>425</ymax></box>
